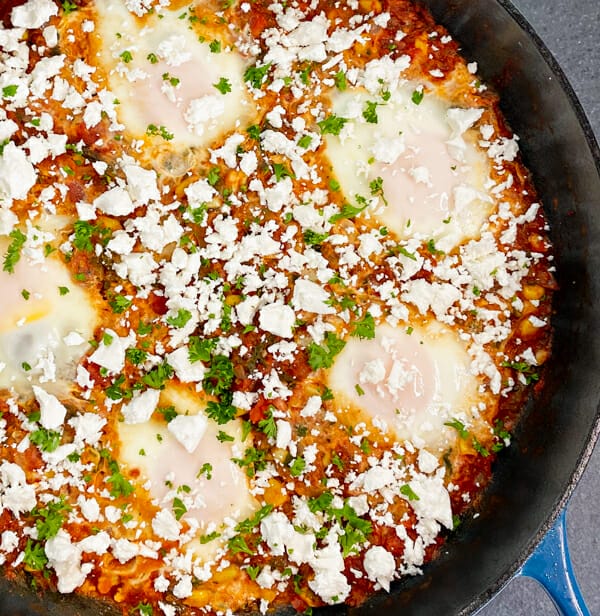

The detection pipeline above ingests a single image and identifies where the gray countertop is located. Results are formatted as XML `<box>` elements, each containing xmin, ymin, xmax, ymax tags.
<box><xmin>478</xmin><ymin>1</ymin><xmax>600</xmax><ymax>614</ymax></box>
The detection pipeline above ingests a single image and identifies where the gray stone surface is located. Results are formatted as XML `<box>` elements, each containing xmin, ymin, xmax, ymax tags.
<box><xmin>477</xmin><ymin>1</ymin><xmax>600</xmax><ymax>615</ymax></box>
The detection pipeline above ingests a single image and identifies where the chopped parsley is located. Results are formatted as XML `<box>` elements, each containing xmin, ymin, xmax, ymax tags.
<box><xmin>105</xmin><ymin>458</ymin><xmax>135</xmax><ymax>498</ymax></box>
<box><xmin>334</xmin><ymin>70</ymin><xmax>347</xmax><ymax>91</ymax></box>
<box><xmin>3</xmin><ymin>229</ymin><xmax>26</xmax><ymax>273</ymax></box>
<box><xmin>329</xmin><ymin>197</ymin><xmax>369</xmax><ymax>223</ymax></box>
<box><xmin>30</xmin><ymin>429</ymin><xmax>62</xmax><ymax>453</ymax></box>
<box><xmin>411</xmin><ymin>89</ymin><xmax>424</xmax><ymax>105</ymax></box>
<box><xmin>444</xmin><ymin>418</ymin><xmax>469</xmax><ymax>439</ymax></box>
<box><xmin>109</xmin><ymin>294</ymin><xmax>132</xmax><ymax>314</ymax></box>
<box><xmin>32</xmin><ymin>498</ymin><xmax>71</xmax><ymax>541</ymax></box>
<box><xmin>297</xmin><ymin>134</ymin><xmax>313</xmax><ymax>148</ymax></box>
<box><xmin>197</xmin><ymin>462</ymin><xmax>213</xmax><ymax>479</ymax></box>
<box><xmin>400</xmin><ymin>484</ymin><xmax>420</xmax><ymax>501</ymax></box>
<box><xmin>142</xmin><ymin>362</ymin><xmax>174</xmax><ymax>389</ymax></box>
<box><xmin>125</xmin><ymin>348</ymin><xmax>147</xmax><ymax>366</ymax></box>
<box><xmin>23</xmin><ymin>539</ymin><xmax>48</xmax><ymax>571</ymax></box>
<box><xmin>119</xmin><ymin>50</ymin><xmax>133</xmax><ymax>63</ymax></box>
<box><xmin>209</xmin><ymin>39</ymin><xmax>222</xmax><ymax>53</ymax></box>
<box><xmin>166</xmin><ymin>308</ymin><xmax>192</xmax><ymax>328</ymax></box>
<box><xmin>307</xmin><ymin>332</ymin><xmax>346</xmax><ymax>370</ymax></box>
<box><xmin>188</xmin><ymin>336</ymin><xmax>217</xmax><ymax>363</ymax></box>
<box><xmin>273</xmin><ymin>162</ymin><xmax>294</xmax><ymax>181</ymax></box>
<box><xmin>213</xmin><ymin>77</ymin><xmax>232</xmax><ymax>94</ymax></box>
<box><xmin>2</xmin><ymin>84</ymin><xmax>18</xmax><ymax>98</ymax></box>
<box><xmin>352</xmin><ymin>312</ymin><xmax>375</xmax><ymax>340</ymax></box>
<box><xmin>146</xmin><ymin>124</ymin><xmax>174</xmax><ymax>141</ymax></box>
<box><xmin>61</xmin><ymin>0</ymin><xmax>78</xmax><ymax>14</ymax></box>
<box><xmin>217</xmin><ymin>430</ymin><xmax>234</xmax><ymax>442</ymax></box>
<box><xmin>157</xmin><ymin>405</ymin><xmax>177</xmax><ymax>423</ymax></box>
<box><xmin>303</xmin><ymin>229</ymin><xmax>328</xmax><ymax>246</ymax></box>
<box><xmin>289</xmin><ymin>457</ymin><xmax>306</xmax><ymax>477</ymax></box>
<box><xmin>232</xmin><ymin>446</ymin><xmax>267</xmax><ymax>477</ymax></box>
<box><xmin>235</xmin><ymin>504</ymin><xmax>273</xmax><ymax>533</ymax></box>
<box><xmin>362</xmin><ymin>101</ymin><xmax>379</xmax><ymax>124</ymax></box>
<box><xmin>243</xmin><ymin>63</ymin><xmax>272</xmax><ymax>89</ymax></box>
<box><xmin>172</xmin><ymin>497</ymin><xmax>187</xmax><ymax>521</ymax></box>
<box><xmin>501</xmin><ymin>360</ymin><xmax>540</xmax><ymax>384</ymax></box>
<box><xmin>317</xmin><ymin>114</ymin><xmax>348</xmax><ymax>136</ymax></box>
<box><xmin>207</xmin><ymin>166</ymin><xmax>221</xmax><ymax>186</ymax></box>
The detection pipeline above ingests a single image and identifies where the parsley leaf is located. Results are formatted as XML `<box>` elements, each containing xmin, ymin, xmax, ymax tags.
<box><xmin>307</xmin><ymin>332</ymin><xmax>346</xmax><ymax>370</ymax></box>
<box><xmin>273</xmin><ymin>163</ymin><xmax>294</xmax><ymax>182</ymax></box>
<box><xmin>23</xmin><ymin>539</ymin><xmax>47</xmax><ymax>571</ymax></box>
<box><xmin>243</xmin><ymin>63</ymin><xmax>272</xmax><ymax>89</ymax></box>
<box><xmin>400</xmin><ymin>484</ymin><xmax>420</xmax><ymax>501</ymax></box>
<box><xmin>352</xmin><ymin>312</ymin><xmax>375</xmax><ymax>340</ymax></box>
<box><xmin>61</xmin><ymin>1</ymin><xmax>78</xmax><ymax>14</ymax></box>
<box><xmin>411</xmin><ymin>89</ymin><xmax>424</xmax><ymax>105</ymax></box>
<box><xmin>203</xmin><ymin>355</ymin><xmax>234</xmax><ymax>396</ymax></box>
<box><xmin>106</xmin><ymin>459</ymin><xmax>134</xmax><ymax>498</ymax></box>
<box><xmin>157</xmin><ymin>405</ymin><xmax>177</xmax><ymax>423</ymax></box>
<box><xmin>166</xmin><ymin>308</ymin><xmax>192</xmax><ymax>329</ymax></box>
<box><xmin>362</xmin><ymin>101</ymin><xmax>378</xmax><ymax>124</ymax></box>
<box><xmin>228</xmin><ymin>534</ymin><xmax>253</xmax><ymax>555</ymax></box>
<box><xmin>134</xmin><ymin>603</ymin><xmax>153</xmax><ymax>616</ymax></box>
<box><xmin>142</xmin><ymin>362</ymin><xmax>174</xmax><ymax>389</ymax></box>
<box><xmin>207</xmin><ymin>166</ymin><xmax>221</xmax><ymax>186</ymax></box>
<box><xmin>317</xmin><ymin>114</ymin><xmax>348</xmax><ymax>136</ymax></box>
<box><xmin>33</xmin><ymin>498</ymin><xmax>71</xmax><ymax>540</ymax></box>
<box><xmin>334</xmin><ymin>70</ymin><xmax>347</xmax><ymax>91</ymax></box>
<box><xmin>235</xmin><ymin>504</ymin><xmax>273</xmax><ymax>533</ymax></box>
<box><xmin>258</xmin><ymin>408</ymin><xmax>277</xmax><ymax>439</ymax></box>
<box><xmin>303</xmin><ymin>229</ymin><xmax>328</xmax><ymax>246</ymax></box>
<box><xmin>3</xmin><ymin>229</ymin><xmax>26</xmax><ymax>273</ymax></box>
<box><xmin>172</xmin><ymin>497</ymin><xmax>187</xmax><ymax>521</ymax></box>
<box><xmin>246</xmin><ymin>124</ymin><xmax>261</xmax><ymax>140</ymax></box>
<box><xmin>125</xmin><ymin>348</ymin><xmax>147</xmax><ymax>366</ymax></box>
<box><xmin>289</xmin><ymin>457</ymin><xmax>306</xmax><ymax>476</ymax></box>
<box><xmin>213</xmin><ymin>77</ymin><xmax>232</xmax><ymax>94</ymax></box>
<box><xmin>297</xmin><ymin>134</ymin><xmax>313</xmax><ymax>148</ymax></box>
<box><xmin>30</xmin><ymin>429</ymin><xmax>61</xmax><ymax>453</ymax></box>
<box><xmin>232</xmin><ymin>446</ymin><xmax>267</xmax><ymax>476</ymax></box>
<box><xmin>2</xmin><ymin>84</ymin><xmax>18</xmax><ymax>98</ymax></box>
<box><xmin>444</xmin><ymin>418</ymin><xmax>469</xmax><ymax>439</ymax></box>
<box><xmin>109</xmin><ymin>294</ymin><xmax>132</xmax><ymax>314</ymax></box>
<box><xmin>146</xmin><ymin>124</ymin><xmax>174</xmax><ymax>141</ymax></box>
<box><xmin>308</xmin><ymin>491</ymin><xmax>334</xmax><ymax>513</ymax></box>
<box><xmin>217</xmin><ymin>430</ymin><xmax>234</xmax><ymax>442</ymax></box>
<box><xmin>205</xmin><ymin>397</ymin><xmax>237</xmax><ymax>425</ymax></box>
<box><xmin>329</xmin><ymin>196</ymin><xmax>369</xmax><ymax>223</ymax></box>
<box><xmin>500</xmin><ymin>360</ymin><xmax>540</xmax><ymax>384</ymax></box>
<box><xmin>188</xmin><ymin>336</ymin><xmax>217</xmax><ymax>363</ymax></box>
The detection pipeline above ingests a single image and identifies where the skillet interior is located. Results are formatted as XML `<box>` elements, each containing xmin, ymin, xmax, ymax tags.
<box><xmin>1</xmin><ymin>0</ymin><xmax>600</xmax><ymax>614</ymax></box>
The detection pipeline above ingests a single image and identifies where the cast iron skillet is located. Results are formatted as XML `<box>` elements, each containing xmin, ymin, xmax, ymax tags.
<box><xmin>1</xmin><ymin>0</ymin><xmax>599</xmax><ymax>614</ymax></box>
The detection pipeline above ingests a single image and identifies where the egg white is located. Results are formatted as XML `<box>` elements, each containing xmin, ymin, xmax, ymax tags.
<box><xmin>93</xmin><ymin>0</ymin><xmax>252</xmax><ymax>147</ymax></box>
<box><xmin>0</xmin><ymin>244</ymin><xmax>96</xmax><ymax>392</ymax></box>
<box><xmin>325</xmin><ymin>86</ymin><xmax>492</xmax><ymax>251</ymax></box>
<box><xmin>118</xmin><ymin>385</ymin><xmax>258</xmax><ymax>561</ymax></box>
<box><xmin>328</xmin><ymin>321</ymin><xmax>485</xmax><ymax>451</ymax></box>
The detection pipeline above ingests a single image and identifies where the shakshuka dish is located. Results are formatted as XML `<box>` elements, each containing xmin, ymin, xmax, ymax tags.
<box><xmin>0</xmin><ymin>0</ymin><xmax>554</xmax><ymax>614</ymax></box>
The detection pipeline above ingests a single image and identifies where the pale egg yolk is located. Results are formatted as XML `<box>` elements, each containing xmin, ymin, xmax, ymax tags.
<box><xmin>94</xmin><ymin>0</ymin><xmax>252</xmax><ymax>147</ymax></box>
<box><xmin>0</xmin><ymin>246</ymin><xmax>96</xmax><ymax>392</ymax></box>
<box><xmin>328</xmin><ymin>322</ymin><xmax>481</xmax><ymax>451</ymax></box>
<box><xmin>326</xmin><ymin>86</ymin><xmax>492</xmax><ymax>250</ymax></box>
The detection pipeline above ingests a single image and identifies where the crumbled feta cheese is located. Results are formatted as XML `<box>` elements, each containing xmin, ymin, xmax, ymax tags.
<box><xmin>167</xmin><ymin>413</ymin><xmax>208</xmax><ymax>454</ymax></box>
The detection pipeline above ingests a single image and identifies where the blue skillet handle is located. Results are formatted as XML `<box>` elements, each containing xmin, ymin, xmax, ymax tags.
<box><xmin>518</xmin><ymin>508</ymin><xmax>590</xmax><ymax>616</ymax></box>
